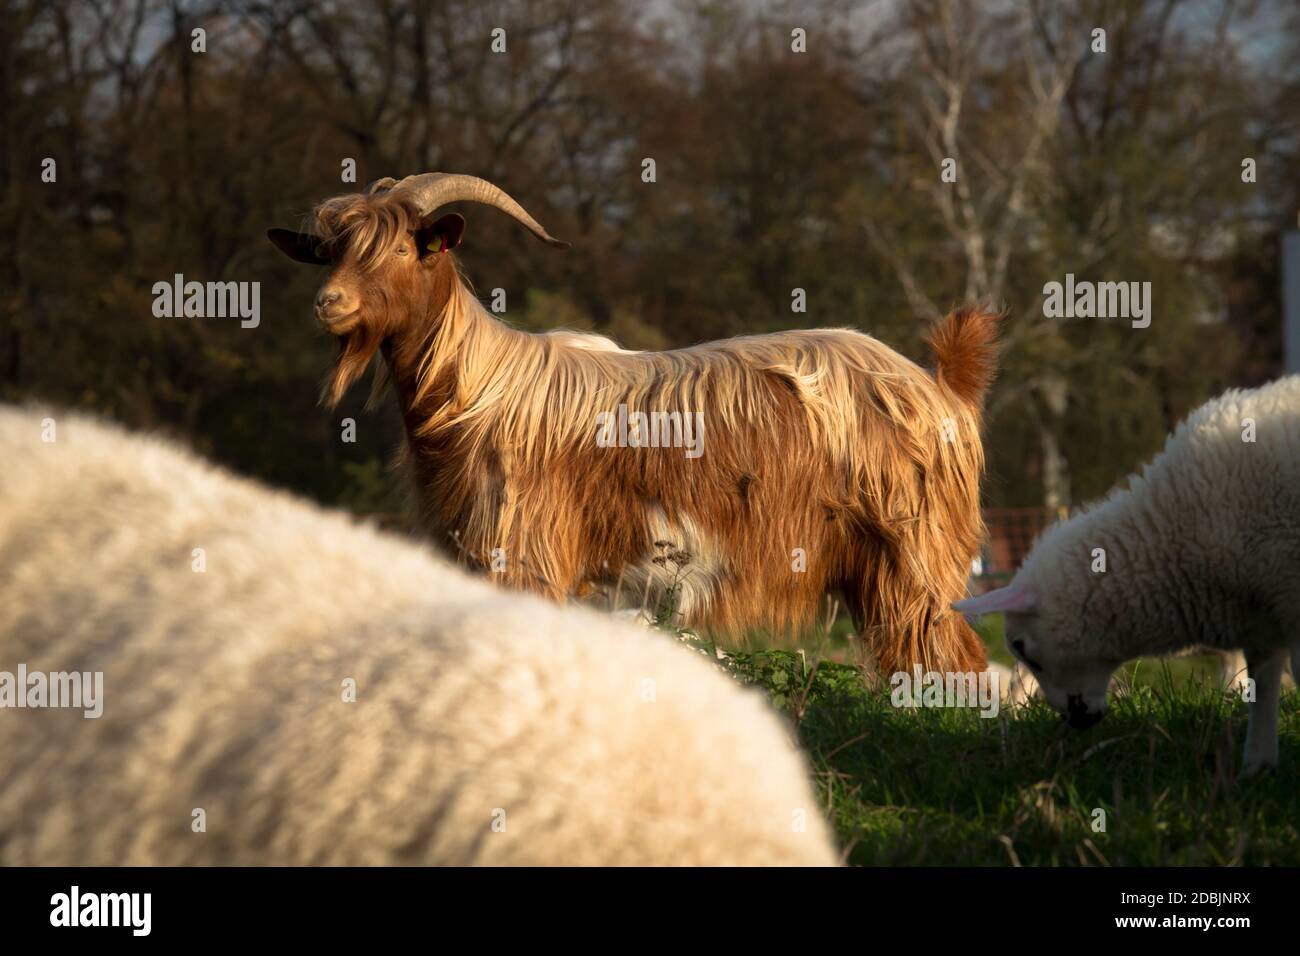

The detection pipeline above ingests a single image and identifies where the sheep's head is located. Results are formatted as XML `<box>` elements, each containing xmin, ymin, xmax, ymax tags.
<box><xmin>267</xmin><ymin>173</ymin><xmax>568</xmax><ymax>405</ymax></box>
<box><xmin>953</xmin><ymin>580</ymin><xmax>1121</xmax><ymax>730</ymax></box>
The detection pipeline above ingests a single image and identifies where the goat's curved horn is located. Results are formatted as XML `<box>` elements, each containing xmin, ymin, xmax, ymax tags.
<box><xmin>364</xmin><ymin>177</ymin><xmax>400</xmax><ymax>195</ymax></box>
<box><xmin>383</xmin><ymin>172</ymin><xmax>570</xmax><ymax>249</ymax></box>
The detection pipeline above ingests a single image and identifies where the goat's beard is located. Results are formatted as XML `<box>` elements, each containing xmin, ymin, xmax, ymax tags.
<box><xmin>322</xmin><ymin>323</ymin><xmax>386</xmax><ymax>409</ymax></box>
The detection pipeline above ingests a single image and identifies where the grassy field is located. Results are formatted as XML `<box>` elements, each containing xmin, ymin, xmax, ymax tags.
<box><xmin>693</xmin><ymin>620</ymin><xmax>1300</xmax><ymax>866</ymax></box>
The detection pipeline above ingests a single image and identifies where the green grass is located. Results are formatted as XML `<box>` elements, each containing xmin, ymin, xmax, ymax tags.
<box><xmin>656</xmin><ymin>577</ymin><xmax>1297</xmax><ymax>865</ymax></box>
<box><xmin>708</xmin><ymin>641</ymin><xmax>1300</xmax><ymax>865</ymax></box>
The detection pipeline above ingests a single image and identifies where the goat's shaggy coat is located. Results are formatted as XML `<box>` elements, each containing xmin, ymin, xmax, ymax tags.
<box><xmin>956</xmin><ymin>378</ymin><xmax>1300</xmax><ymax>775</ymax></box>
<box><xmin>0</xmin><ymin>406</ymin><xmax>836</xmax><ymax>865</ymax></box>
<box><xmin>287</xmin><ymin>191</ymin><xmax>999</xmax><ymax>675</ymax></box>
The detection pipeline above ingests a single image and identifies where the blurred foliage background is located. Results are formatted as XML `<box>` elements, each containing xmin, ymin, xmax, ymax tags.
<box><xmin>1</xmin><ymin>0</ymin><xmax>1297</xmax><ymax>511</ymax></box>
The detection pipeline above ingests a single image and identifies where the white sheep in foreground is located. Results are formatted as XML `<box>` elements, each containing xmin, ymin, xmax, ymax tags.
<box><xmin>955</xmin><ymin>377</ymin><xmax>1300</xmax><ymax>777</ymax></box>
<box><xmin>0</xmin><ymin>405</ymin><xmax>836</xmax><ymax>865</ymax></box>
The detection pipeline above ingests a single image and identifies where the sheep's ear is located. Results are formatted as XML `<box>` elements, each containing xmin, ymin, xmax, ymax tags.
<box><xmin>267</xmin><ymin>229</ymin><xmax>329</xmax><ymax>265</ymax></box>
<box><xmin>417</xmin><ymin>213</ymin><xmax>466</xmax><ymax>258</ymax></box>
<box><xmin>953</xmin><ymin>583</ymin><xmax>1038</xmax><ymax>617</ymax></box>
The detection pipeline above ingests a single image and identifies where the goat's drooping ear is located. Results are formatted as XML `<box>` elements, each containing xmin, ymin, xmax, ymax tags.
<box><xmin>266</xmin><ymin>228</ymin><xmax>329</xmax><ymax>266</ymax></box>
<box><xmin>417</xmin><ymin>213</ymin><xmax>466</xmax><ymax>258</ymax></box>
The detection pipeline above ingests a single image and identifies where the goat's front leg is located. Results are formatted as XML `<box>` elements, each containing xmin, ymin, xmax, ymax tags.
<box><xmin>1240</xmin><ymin>645</ymin><xmax>1286</xmax><ymax>778</ymax></box>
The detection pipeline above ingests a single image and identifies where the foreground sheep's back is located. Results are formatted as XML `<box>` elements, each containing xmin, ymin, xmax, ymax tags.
<box><xmin>0</xmin><ymin>406</ymin><xmax>836</xmax><ymax>866</ymax></box>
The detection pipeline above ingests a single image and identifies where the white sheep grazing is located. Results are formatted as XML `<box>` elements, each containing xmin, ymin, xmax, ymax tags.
<box><xmin>0</xmin><ymin>405</ymin><xmax>836</xmax><ymax>865</ymax></box>
<box><xmin>955</xmin><ymin>377</ymin><xmax>1300</xmax><ymax>777</ymax></box>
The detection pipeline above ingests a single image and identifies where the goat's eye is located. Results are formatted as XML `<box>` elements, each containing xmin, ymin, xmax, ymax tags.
<box><xmin>395</xmin><ymin>246</ymin><xmax>409</xmax><ymax>257</ymax></box>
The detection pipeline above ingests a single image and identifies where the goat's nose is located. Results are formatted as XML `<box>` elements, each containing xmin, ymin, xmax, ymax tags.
<box><xmin>316</xmin><ymin>289</ymin><xmax>342</xmax><ymax>310</ymax></box>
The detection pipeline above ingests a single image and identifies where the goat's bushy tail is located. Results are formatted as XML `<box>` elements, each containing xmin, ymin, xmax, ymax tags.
<box><xmin>927</xmin><ymin>306</ymin><xmax>1001</xmax><ymax>407</ymax></box>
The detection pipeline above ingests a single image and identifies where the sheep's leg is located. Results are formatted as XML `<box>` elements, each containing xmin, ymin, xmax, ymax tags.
<box><xmin>1240</xmin><ymin>645</ymin><xmax>1285</xmax><ymax>778</ymax></box>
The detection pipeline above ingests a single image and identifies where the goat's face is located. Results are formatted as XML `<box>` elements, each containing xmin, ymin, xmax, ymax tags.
<box><xmin>268</xmin><ymin>198</ymin><xmax>466</xmax><ymax>339</ymax></box>
<box><xmin>269</xmin><ymin>174</ymin><xmax>567</xmax><ymax>407</ymax></box>
<box><xmin>268</xmin><ymin>196</ymin><xmax>466</xmax><ymax>405</ymax></box>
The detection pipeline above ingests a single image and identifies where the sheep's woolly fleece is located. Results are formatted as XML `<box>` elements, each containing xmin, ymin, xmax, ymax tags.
<box><xmin>1011</xmin><ymin>377</ymin><xmax>1300</xmax><ymax>661</ymax></box>
<box><xmin>0</xmin><ymin>405</ymin><xmax>836</xmax><ymax>866</ymax></box>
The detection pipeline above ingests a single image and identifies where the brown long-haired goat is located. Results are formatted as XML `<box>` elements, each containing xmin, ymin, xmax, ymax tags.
<box><xmin>268</xmin><ymin>173</ymin><xmax>998</xmax><ymax>674</ymax></box>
